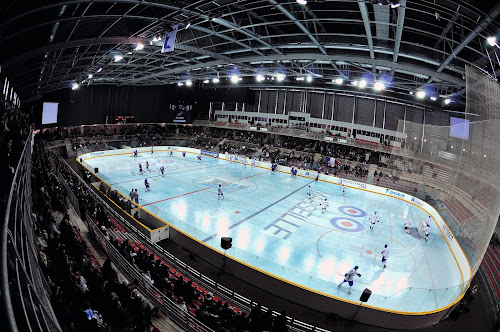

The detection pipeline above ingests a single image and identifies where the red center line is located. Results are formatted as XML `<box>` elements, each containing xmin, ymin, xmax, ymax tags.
<box><xmin>142</xmin><ymin>187</ymin><xmax>210</xmax><ymax>206</ymax></box>
<box><xmin>237</xmin><ymin>170</ymin><xmax>270</xmax><ymax>180</ymax></box>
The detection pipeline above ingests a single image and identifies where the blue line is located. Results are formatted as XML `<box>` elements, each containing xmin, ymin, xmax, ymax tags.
<box><xmin>202</xmin><ymin>180</ymin><xmax>314</xmax><ymax>242</ymax></box>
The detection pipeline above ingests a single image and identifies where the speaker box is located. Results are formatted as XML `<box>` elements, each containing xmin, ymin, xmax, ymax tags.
<box><xmin>94</xmin><ymin>167</ymin><xmax>99</xmax><ymax>174</ymax></box>
<box><xmin>359</xmin><ymin>288</ymin><xmax>372</xmax><ymax>302</ymax></box>
<box><xmin>221</xmin><ymin>237</ymin><xmax>232</xmax><ymax>250</ymax></box>
<box><xmin>80</xmin><ymin>158</ymin><xmax>83</xmax><ymax>163</ymax></box>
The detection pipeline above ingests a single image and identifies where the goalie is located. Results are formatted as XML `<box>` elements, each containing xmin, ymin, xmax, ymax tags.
<box><xmin>338</xmin><ymin>266</ymin><xmax>361</xmax><ymax>294</ymax></box>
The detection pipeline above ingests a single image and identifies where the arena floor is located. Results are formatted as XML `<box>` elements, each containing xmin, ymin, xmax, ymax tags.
<box><xmin>81</xmin><ymin>149</ymin><xmax>464</xmax><ymax>314</ymax></box>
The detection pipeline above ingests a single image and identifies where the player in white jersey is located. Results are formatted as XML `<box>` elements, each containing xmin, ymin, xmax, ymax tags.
<box><xmin>423</xmin><ymin>223</ymin><xmax>431</xmax><ymax>241</ymax></box>
<box><xmin>338</xmin><ymin>266</ymin><xmax>360</xmax><ymax>294</ymax></box>
<box><xmin>151</xmin><ymin>146</ymin><xmax>154</xmax><ymax>154</ymax></box>
<box><xmin>229</xmin><ymin>155</ymin><xmax>233</xmax><ymax>162</ymax></box>
<box><xmin>381</xmin><ymin>244</ymin><xmax>389</xmax><ymax>268</ymax></box>
<box><xmin>243</xmin><ymin>157</ymin><xmax>247</xmax><ymax>168</ymax></box>
<box><xmin>321</xmin><ymin>198</ymin><xmax>329</xmax><ymax>213</ymax></box>
<box><xmin>170</xmin><ymin>150</ymin><xmax>173</xmax><ymax>156</ymax></box>
<box><xmin>251</xmin><ymin>158</ymin><xmax>256</xmax><ymax>167</ymax></box>
<box><xmin>404</xmin><ymin>218</ymin><xmax>411</xmax><ymax>233</ymax></box>
<box><xmin>307</xmin><ymin>185</ymin><xmax>312</xmax><ymax>200</ymax></box>
<box><xmin>159</xmin><ymin>166</ymin><xmax>165</xmax><ymax>177</ymax></box>
<box><xmin>218</xmin><ymin>184</ymin><xmax>224</xmax><ymax>200</ymax></box>
<box><xmin>369</xmin><ymin>212</ymin><xmax>378</xmax><ymax>230</ymax></box>
<box><xmin>341</xmin><ymin>184</ymin><xmax>346</xmax><ymax>196</ymax></box>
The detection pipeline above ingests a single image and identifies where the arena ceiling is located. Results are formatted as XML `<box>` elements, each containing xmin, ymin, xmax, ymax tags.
<box><xmin>1</xmin><ymin>0</ymin><xmax>500</xmax><ymax>104</ymax></box>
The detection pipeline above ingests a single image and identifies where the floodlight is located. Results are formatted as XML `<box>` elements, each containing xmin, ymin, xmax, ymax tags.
<box><xmin>297</xmin><ymin>0</ymin><xmax>307</xmax><ymax>4</ymax></box>
<box><xmin>152</xmin><ymin>36</ymin><xmax>158</xmax><ymax>42</ymax></box>
<box><xmin>306</xmin><ymin>75</ymin><xmax>312</xmax><ymax>82</ymax></box>
<box><xmin>114</xmin><ymin>55</ymin><xmax>123</xmax><ymax>62</ymax></box>
<box><xmin>487</xmin><ymin>36</ymin><xmax>497</xmax><ymax>46</ymax></box>
<box><xmin>358</xmin><ymin>79</ymin><xmax>367</xmax><ymax>88</ymax></box>
<box><xmin>88</xmin><ymin>74</ymin><xmax>93</xmax><ymax>79</ymax></box>
<box><xmin>296</xmin><ymin>77</ymin><xmax>304</xmax><ymax>81</ymax></box>
<box><xmin>277</xmin><ymin>73</ymin><xmax>286</xmax><ymax>81</ymax></box>
<box><xmin>185</xmin><ymin>22</ymin><xmax>191</xmax><ymax>29</ymax></box>
<box><xmin>444</xmin><ymin>98</ymin><xmax>451</xmax><ymax>105</ymax></box>
<box><xmin>186</xmin><ymin>80</ymin><xmax>193</xmax><ymax>86</ymax></box>
<box><xmin>213</xmin><ymin>77</ymin><xmax>220</xmax><ymax>83</ymax></box>
<box><xmin>231</xmin><ymin>75</ymin><xmax>239</xmax><ymax>83</ymax></box>
<box><xmin>334</xmin><ymin>78</ymin><xmax>343</xmax><ymax>84</ymax></box>
<box><xmin>374</xmin><ymin>81</ymin><xmax>385</xmax><ymax>91</ymax></box>
<box><xmin>416</xmin><ymin>90</ymin><xmax>426</xmax><ymax>99</ymax></box>
<box><xmin>135</xmin><ymin>43</ymin><xmax>144</xmax><ymax>51</ymax></box>
<box><xmin>97</xmin><ymin>67</ymin><xmax>103</xmax><ymax>73</ymax></box>
<box><xmin>352</xmin><ymin>80</ymin><xmax>358</xmax><ymax>86</ymax></box>
<box><xmin>71</xmin><ymin>83</ymin><xmax>79</xmax><ymax>90</ymax></box>
<box><xmin>430</xmin><ymin>96</ymin><xmax>437</xmax><ymax>101</ymax></box>
<box><xmin>203</xmin><ymin>79</ymin><xmax>210</xmax><ymax>83</ymax></box>
<box><xmin>177</xmin><ymin>82</ymin><xmax>184</xmax><ymax>86</ymax></box>
<box><xmin>256</xmin><ymin>74</ymin><xmax>265</xmax><ymax>82</ymax></box>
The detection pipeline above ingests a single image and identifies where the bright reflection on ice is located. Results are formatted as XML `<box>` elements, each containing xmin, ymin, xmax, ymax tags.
<box><xmin>318</xmin><ymin>258</ymin><xmax>335</xmax><ymax>279</ymax></box>
<box><xmin>278</xmin><ymin>246</ymin><xmax>291</xmax><ymax>263</ymax></box>
<box><xmin>255</xmin><ymin>238</ymin><xmax>265</xmax><ymax>254</ymax></box>
<box><xmin>236</xmin><ymin>227</ymin><xmax>249</xmax><ymax>250</ymax></box>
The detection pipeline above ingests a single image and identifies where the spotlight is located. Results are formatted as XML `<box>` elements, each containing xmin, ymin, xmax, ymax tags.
<box><xmin>88</xmin><ymin>74</ymin><xmax>93</xmax><ymax>79</ymax></box>
<box><xmin>114</xmin><ymin>55</ymin><xmax>123</xmax><ymax>62</ymax></box>
<box><xmin>256</xmin><ymin>74</ymin><xmax>265</xmax><ymax>82</ymax></box>
<box><xmin>295</xmin><ymin>77</ymin><xmax>304</xmax><ymax>81</ymax></box>
<box><xmin>185</xmin><ymin>22</ymin><xmax>191</xmax><ymax>29</ymax></box>
<box><xmin>71</xmin><ymin>83</ymin><xmax>79</xmax><ymax>90</ymax></box>
<box><xmin>390</xmin><ymin>2</ymin><xmax>401</xmax><ymax>8</ymax></box>
<box><xmin>213</xmin><ymin>77</ymin><xmax>220</xmax><ymax>83</ymax></box>
<box><xmin>374</xmin><ymin>81</ymin><xmax>385</xmax><ymax>91</ymax></box>
<box><xmin>152</xmin><ymin>36</ymin><xmax>158</xmax><ymax>42</ymax></box>
<box><xmin>135</xmin><ymin>43</ymin><xmax>144</xmax><ymax>51</ymax></box>
<box><xmin>277</xmin><ymin>73</ymin><xmax>286</xmax><ymax>82</ymax></box>
<box><xmin>444</xmin><ymin>98</ymin><xmax>451</xmax><ymax>105</ymax></box>
<box><xmin>186</xmin><ymin>80</ymin><xmax>193</xmax><ymax>86</ymax></box>
<box><xmin>430</xmin><ymin>96</ymin><xmax>437</xmax><ymax>101</ymax></box>
<box><xmin>231</xmin><ymin>75</ymin><xmax>239</xmax><ymax>83</ymax></box>
<box><xmin>203</xmin><ymin>79</ymin><xmax>210</xmax><ymax>84</ymax></box>
<box><xmin>334</xmin><ymin>78</ymin><xmax>343</xmax><ymax>84</ymax></box>
<box><xmin>359</xmin><ymin>80</ymin><xmax>367</xmax><ymax>88</ymax></box>
<box><xmin>409</xmin><ymin>91</ymin><xmax>413</xmax><ymax>95</ymax></box>
<box><xmin>296</xmin><ymin>0</ymin><xmax>307</xmax><ymax>4</ymax></box>
<box><xmin>177</xmin><ymin>82</ymin><xmax>184</xmax><ymax>86</ymax></box>
<box><xmin>97</xmin><ymin>67</ymin><xmax>103</xmax><ymax>73</ymax></box>
<box><xmin>352</xmin><ymin>80</ymin><xmax>358</xmax><ymax>86</ymax></box>
<box><xmin>416</xmin><ymin>90</ymin><xmax>426</xmax><ymax>99</ymax></box>
<box><xmin>487</xmin><ymin>36</ymin><xmax>497</xmax><ymax>46</ymax></box>
<box><xmin>306</xmin><ymin>75</ymin><xmax>312</xmax><ymax>82</ymax></box>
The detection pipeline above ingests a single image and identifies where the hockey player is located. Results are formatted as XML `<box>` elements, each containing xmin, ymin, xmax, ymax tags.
<box><xmin>144</xmin><ymin>178</ymin><xmax>150</xmax><ymax>192</ymax></box>
<box><xmin>404</xmin><ymin>218</ymin><xmax>411</xmax><ymax>233</ymax></box>
<box><xmin>151</xmin><ymin>146</ymin><xmax>154</xmax><ymax>154</ymax></box>
<box><xmin>381</xmin><ymin>244</ymin><xmax>389</xmax><ymax>268</ymax></box>
<box><xmin>307</xmin><ymin>185</ymin><xmax>312</xmax><ymax>200</ymax></box>
<box><xmin>218</xmin><ymin>184</ymin><xmax>224</xmax><ymax>200</ymax></box>
<box><xmin>229</xmin><ymin>155</ymin><xmax>233</xmax><ymax>162</ymax></box>
<box><xmin>291</xmin><ymin>166</ymin><xmax>295</xmax><ymax>177</ymax></box>
<box><xmin>369</xmin><ymin>212</ymin><xmax>378</xmax><ymax>230</ymax></box>
<box><xmin>170</xmin><ymin>150</ymin><xmax>173</xmax><ymax>156</ymax></box>
<box><xmin>243</xmin><ymin>157</ymin><xmax>247</xmax><ymax>168</ymax></box>
<box><xmin>133</xmin><ymin>150</ymin><xmax>138</xmax><ymax>158</ymax></box>
<box><xmin>271</xmin><ymin>162</ymin><xmax>277</xmax><ymax>173</ymax></box>
<box><xmin>423</xmin><ymin>223</ymin><xmax>431</xmax><ymax>241</ymax></box>
<box><xmin>197</xmin><ymin>155</ymin><xmax>202</xmax><ymax>162</ymax></box>
<box><xmin>159</xmin><ymin>166</ymin><xmax>165</xmax><ymax>177</ymax></box>
<box><xmin>251</xmin><ymin>158</ymin><xmax>256</xmax><ymax>167</ymax></box>
<box><xmin>182</xmin><ymin>151</ymin><xmax>186</xmax><ymax>157</ymax></box>
<box><xmin>138</xmin><ymin>163</ymin><xmax>143</xmax><ymax>174</ymax></box>
<box><xmin>146</xmin><ymin>161</ymin><xmax>149</xmax><ymax>171</ymax></box>
<box><xmin>338</xmin><ymin>266</ymin><xmax>361</xmax><ymax>294</ymax></box>
<box><xmin>321</xmin><ymin>198</ymin><xmax>329</xmax><ymax>214</ymax></box>
<box><xmin>341</xmin><ymin>184</ymin><xmax>346</xmax><ymax>196</ymax></box>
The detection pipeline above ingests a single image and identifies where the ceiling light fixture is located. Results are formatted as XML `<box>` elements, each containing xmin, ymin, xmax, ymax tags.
<box><xmin>231</xmin><ymin>75</ymin><xmax>239</xmax><ymax>83</ymax></box>
<box><xmin>203</xmin><ymin>79</ymin><xmax>209</xmax><ymax>84</ymax></box>
<box><xmin>97</xmin><ymin>67</ymin><xmax>103</xmax><ymax>73</ymax></box>
<box><xmin>186</xmin><ymin>80</ymin><xmax>193</xmax><ymax>86</ymax></box>
<box><xmin>334</xmin><ymin>78</ymin><xmax>343</xmax><ymax>84</ymax></box>
<box><xmin>212</xmin><ymin>77</ymin><xmax>220</xmax><ymax>83</ymax></box>
<box><xmin>359</xmin><ymin>80</ymin><xmax>367</xmax><ymax>88</ymax></box>
<box><xmin>88</xmin><ymin>74</ymin><xmax>93</xmax><ymax>79</ymax></box>
<box><xmin>114</xmin><ymin>55</ymin><xmax>123</xmax><ymax>62</ymax></box>
<box><xmin>416</xmin><ymin>90</ymin><xmax>426</xmax><ymax>99</ymax></box>
<box><xmin>374</xmin><ymin>81</ymin><xmax>385</xmax><ymax>91</ymax></box>
<box><xmin>256</xmin><ymin>74</ymin><xmax>265</xmax><ymax>82</ymax></box>
<box><xmin>444</xmin><ymin>98</ymin><xmax>451</xmax><ymax>105</ymax></box>
<box><xmin>71</xmin><ymin>83</ymin><xmax>79</xmax><ymax>90</ymax></box>
<box><xmin>306</xmin><ymin>75</ymin><xmax>312</xmax><ymax>82</ymax></box>
<box><xmin>135</xmin><ymin>43</ymin><xmax>144</xmax><ymax>51</ymax></box>
<box><xmin>430</xmin><ymin>96</ymin><xmax>437</xmax><ymax>101</ymax></box>
<box><xmin>277</xmin><ymin>73</ymin><xmax>286</xmax><ymax>82</ymax></box>
<box><xmin>487</xmin><ymin>36</ymin><xmax>497</xmax><ymax>46</ymax></box>
<box><xmin>296</xmin><ymin>0</ymin><xmax>307</xmax><ymax>5</ymax></box>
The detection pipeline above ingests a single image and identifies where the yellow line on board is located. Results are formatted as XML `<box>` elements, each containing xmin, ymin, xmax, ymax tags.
<box><xmin>77</xmin><ymin>148</ymin><xmax>469</xmax><ymax>313</ymax></box>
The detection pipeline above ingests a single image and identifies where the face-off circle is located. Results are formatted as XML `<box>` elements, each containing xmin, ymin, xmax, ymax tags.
<box><xmin>330</xmin><ymin>217</ymin><xmax>364</xmax><ymax>232</ymax></box>
<box><xmin>338</xmin><ymin>205</ymin><xmax>366</xmax><ymax>218</ymax></box>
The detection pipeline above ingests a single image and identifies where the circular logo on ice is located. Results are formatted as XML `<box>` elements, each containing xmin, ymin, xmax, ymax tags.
<box><xmin>338</xmin><ymin>206</ymin><xmax>366</xmax><ymax>218</ymax></box>
<box><xmin>194</xmin><ymin>177</ymin><xmax>257</xmax><ymax>193</ymax></box>
<box><xmin>330</xmin><ymin>217</ymin><xmax>364</xmax><ymax>232</ymax></box>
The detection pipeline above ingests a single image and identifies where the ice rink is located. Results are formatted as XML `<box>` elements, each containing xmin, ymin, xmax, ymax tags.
<box><xmin>81</xmin><ymin>149</ymin><xmax>465</xmax><ymax>314</ymax></box>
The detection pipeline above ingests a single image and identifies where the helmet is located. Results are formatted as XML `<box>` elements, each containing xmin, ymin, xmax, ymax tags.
<box><xmin>354</xmin><ymin>266</ymin><xmax>359</xmax><ymax>270</ymax></box>
<box><xmin>385</xmin><ymin>244</ymin><xmax>388</xmax><ymax>248</ymax></box>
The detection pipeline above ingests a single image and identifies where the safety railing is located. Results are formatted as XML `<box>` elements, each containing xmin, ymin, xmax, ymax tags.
<box><xmin>1</xmin><ymin>131</ymin><xmax>62</xmax><ymax>332</ymax></box>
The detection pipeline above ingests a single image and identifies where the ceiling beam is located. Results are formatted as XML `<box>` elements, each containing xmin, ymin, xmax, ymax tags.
<box><xmin>426</xmin><ymin>2</ymin><xmax>500</xmax><ymax>85</ymax></box>
<box><xmin>357</xmin><ymin>0</ymin><xmax>375</xmax><ymax>72</ymax></box>
<box><xmin>391</xmin><ymin>0</ymin><xmax>407</xmax><ymax>76</ymax></box>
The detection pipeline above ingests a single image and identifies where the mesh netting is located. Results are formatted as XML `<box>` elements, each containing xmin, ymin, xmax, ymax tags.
<box><xmin>391</xmin><ymin>65</ymin><xmax>500</xmax><ymax>283</ymax></box>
